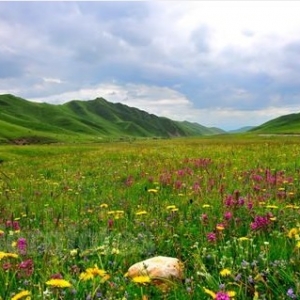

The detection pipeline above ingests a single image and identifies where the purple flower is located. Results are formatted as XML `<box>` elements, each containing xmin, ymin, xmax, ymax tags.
<box><xmin>17</xmin><ymin>237</ymin><xmax>27</xmax><ymax>255</ymax></box>
<box><xmin>207</xmin><ymin>232</ymin><xmax>217</xmax><ymax>243</ymax></box>
<box><xmin>216</xmin><ymin>292</ymin><xmax>230</xmax><ymax>300</ymax></box>
<box><xmin>6</xmin><ymin>220</ymin><xmax>20</xmax><ymax>231</ymax></box>
<box><xmin>224</xmin><ymin>211</ymin><xmax>232</xmax><ymax>220</ymax></box>
<box><xmin>287</xmin><ymin>288</ymin><xmax>297</xmax><ymax>299</ymax></box>
<box><xmin>250</xmin><ymin>214</ymin><xmax>271</xmax><ymax>231</ymax></box>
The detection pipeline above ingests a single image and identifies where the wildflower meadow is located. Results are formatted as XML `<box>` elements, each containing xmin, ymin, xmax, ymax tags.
<box><xmin>0</xmin><ymin>136</ymin><xmax>300</xmax><ymax>299</ymax></box>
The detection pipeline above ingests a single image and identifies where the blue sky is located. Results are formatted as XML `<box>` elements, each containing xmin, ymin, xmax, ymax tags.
<box><xmin>1</xmin><ymin>1</ymin><xmax>300</xmax><ymax>130</ymax></box>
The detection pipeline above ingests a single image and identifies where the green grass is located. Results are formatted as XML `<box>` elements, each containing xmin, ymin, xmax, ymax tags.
<box><xmin>251</xmin><ymin>112</ymin><xmax>300</xmax><ymax>134</ymax></box>
<box><xmin>0</xmin><ymin>135</ymin><xmax>300</xmax><ymax>299</ymax></box>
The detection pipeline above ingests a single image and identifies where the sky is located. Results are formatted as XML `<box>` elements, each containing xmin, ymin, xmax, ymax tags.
<box><xmin>1</xmin><ymin>1</ymin><xmax>300</xmax><ymax>130</ymax></box>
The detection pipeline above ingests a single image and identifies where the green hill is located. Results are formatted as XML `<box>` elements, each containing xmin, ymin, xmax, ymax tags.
<box><xmin>0</xmin><ymin>94</ymin><xmax>224</xmax><ymax>143</ymax></box>
<box><xmin>250</xmin><ymin>113</ymin><xmax>300</xmax><ymax>134</ymax></box>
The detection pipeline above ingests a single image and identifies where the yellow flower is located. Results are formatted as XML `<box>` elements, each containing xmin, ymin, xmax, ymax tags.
<box><xmin>166</xmin><ymin>205</ymin><xmax>176</xmax><ymax>210</ymax></box>
<box><xmin>285</xmin><ymin>204</ymin><xmax>299</xmax><ymax>209</ymax></box>
<box><xmin>148</xmin><ymin>189</ymin><xmax>158</xmax><ymax>193</ymax></box>
<box><xmin>136</xmin><ymin>210</ymin><xmax>147</xmax><ymax>216</ymax></box>
<box><xmin>111</xmin><ymin>248</ymin><xmax>120</xmax><ymax>254</ymax></box>
<box><xmin>220</xmin><ymin>268</ymin><xmax>231</xmax><ymax>277</ymax></box>
<box><xmin>0</xmin><ymin>251</ymin><xmax>18</xmax><ymax>260</ymax></box>
<box><xmin>100</xmin><ymin>203</ymin><xmax>108</xmax><ymax>208</ymax></box>
<box><xmin>131</xmin><ymin>275</ymin><xmax>151</xmax><ymax>284</ymax></box>
<box><xmin>11</xmin><ymin>290</ymin><xmax>31</xmax><ymax>300</ymax></box>
<box><xmin>203</xmin><ymin>288</ymin><xmax>216</xmax><ymax>298</ymax></box>
<box><xmin>79</xmin><ymin>265</ymin><xmax>108</xmax><ymax>281</ymax></box>
<box><xmin>265</xmin><ymin>205</ymin><xmax>278</xmax><ymax>209</ymax></box>
<box><xmin>288</xmin><ymin>228</ymin><xmax>298</xmax><ymax>239</ymax></box>
<box><xmin>202</xmin><ymin>204</ymin><xmax>210</xmax><ymax>208</ymax></box>
<box><xmin>45</xmin><ymin>279</ymin><xmax>72</xmax><ymax>288</ymax></box>
<box><xmin>216</xmin><ymin>224</ymin><xmax>225</xmax><ymax>231</ymax></box>
<box><xmin>296</xmin><ymin>241</ymin><xmax>300</xmax><ymax>248</ymax></box>
<box><xmin>70</xmin><ymin>249</ymin><xmax>78</xmax><ymax>257</ymax></box>
<box><xmin>238</xmin><ymin>237</ymin><xmax>249</xmax><ymax>241</ymax></box>
<box><xmin>227</xmin><ymin>291</ymin><xmax>236</xmax><ymax>297</ymax></box>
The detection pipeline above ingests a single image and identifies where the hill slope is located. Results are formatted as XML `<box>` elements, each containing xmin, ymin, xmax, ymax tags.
<box><xmin>250</xmin><ymin>113</ymin><xmax>300</xmax><ymax>134</ymax></box>
<box><xmin>0</xmin><ymin>94</ymin><xmax>224</xmax><ymax>143</ymax></box>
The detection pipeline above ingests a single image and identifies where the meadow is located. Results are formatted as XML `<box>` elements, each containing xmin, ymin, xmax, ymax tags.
<box><xmin>0</xmin><ymin>135</ymin><xmax>300</xmax><ymax>299</ymax></box>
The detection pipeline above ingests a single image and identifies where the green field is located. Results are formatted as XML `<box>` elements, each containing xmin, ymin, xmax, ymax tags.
<box><xmin>0</xmin><ymin>136</ymin><xmax>300</xmax><ymax>299</ymax></box>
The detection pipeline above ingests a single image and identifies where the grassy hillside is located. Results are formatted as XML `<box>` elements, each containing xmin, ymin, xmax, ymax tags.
<box><xmin>250</xmin><ymin>113</ymin><xmax>300</xmax><ymax>134</ymax></box>
<box><xmin>0</xmin><ymin>94</ymin><xmax>223</xmax><ymax>143</ymax></box>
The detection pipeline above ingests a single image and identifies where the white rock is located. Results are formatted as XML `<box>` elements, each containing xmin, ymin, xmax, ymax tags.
<box><xmin>126</xmin><ymin>256</ymin><xmax>184</xmax><ymax>281</ymax></box>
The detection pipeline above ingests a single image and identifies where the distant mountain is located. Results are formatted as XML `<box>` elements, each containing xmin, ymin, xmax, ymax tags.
<box><xmin>0</xmin><ymin>94</ymin><xmax>224</xmax><ymax>143</ymax></box>
<box><xmin>229</xmin><ymin>126</ymin><xmax>254</xmax><ymax>133</ymax></box>
<box><xmin>250</xmin><ymin>112</ymin><xmax>300</xmax><ymax>134</ymax></box>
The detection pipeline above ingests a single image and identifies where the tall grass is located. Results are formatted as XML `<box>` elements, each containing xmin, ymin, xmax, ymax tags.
<box><xmin>0</xmin><ymin>136</ymin><xmax>299</xmax><ymax>299</ymax></box>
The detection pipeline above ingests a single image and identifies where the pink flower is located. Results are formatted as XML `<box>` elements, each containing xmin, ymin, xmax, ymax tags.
<box><xmin>18</xmin><ymin>259</ymin><xmax>34</xmax><ymax>277</ymax></box>
<box><xmin>224</xmin><ymin>211</ymin><xmax>232</xmax><ymax>220</ymax></box>
<box><xmin>207</xmin><ymin>232</ymin><xmax>217</xmax><ymax>243</ymax></box>
<box><xmin>17</xmin><ymin>237</ymin><xmax>27</xmax><ymax>255</ymax></box>
<box><xmin>216</xmin><ymin>292</ymin><xmax>230</xmax><ymax>300</ymax></box>
<box><xmin>6</xmin><ymin>220</ymin><xmax>20</xmax><ymax>231</ymax></box>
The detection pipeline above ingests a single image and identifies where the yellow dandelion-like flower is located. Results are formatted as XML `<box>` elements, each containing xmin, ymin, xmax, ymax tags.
<box><xmin>166</xmin><ymin>205</ymin><xmax>176</xmax><ymax>210</ymax></box>
<box><xmin>288</xmin><ymin>228</ymin><xmax>298</xmax><ymax>239</ymax></box>
<box><xmin>147</xmin><ymin>189</ymin><xmax>158</xmax><ymax>193</ymax></box>
<box><xmin>46</xmin><ymin>279</ymin><xmax>72</xmax><ymax>288</ymax></box>
<box><xmin>216</xmin><ymin>224</ymin><xmax>225</xmax><ymax>231</ymax></box>
<box><xmin>227</xmin><ymin>291</ymin><xmax>236</xmax><ymax>297</ymax></box>
<box><xmin>220</xmin><ymin>268</ymin><xmax>231</xmax><ymax>277</ymax></box>
<box><xmin>100</xmin><ymin>203</ymin><xmax>108</xmax><ymax>208</ymax></box>
<box><xmin>202</xmin><ymin>204</ymin><xmax>210</xmax><ymax>208</ymax></box>
<box><xmin>238</xmin><ymin>237</ymin><xmax>250</xmax><ymax>241</ymax></box>
<box><xmin>11</xmin><ymin>290</ymin><xmax>31</xmax><ymax>300</ymax></box>
<box><xmin>285</xmin><ymin>204</ymin><xmax>299</xmax><ymax>209</ymax></box>
<box><xmin>265</xmin><ymin>205</ymin><xmax>278</xmax><ymax>209</ymax></box>
<box><xmin>0</xmin><ymin>251</ymin><xmax>18</xmax><ymax>260</ymax></box>
<box><xmin>270</xmin><ymin>217</ymin><xmax>276</xmax><ymax>221</ymax></box>
<box><xmin>278</xmin><ymin>187</ymin><xmax>285</xmax><ymax>191</ymax></box>
<box><xmin>131</xmin><ymin>275</ymin><xmax>151</xmax><ymax>284</ymax></box>
<box><xmin>79</xmin><ymin>266</ymin><xmax>107</xmax><ymax>281</ymax></box>
<box><xmin>296</xmin><ymin>241</ymin><xmax>300</xmax><ymax>248</ymax></box>
<box><xmin>171</xmin><ymin>208</ymin><xmax>179</xmax><ymax>212</ymax></box>
<box><xmin>203</xmin><ymin>288</ymin><xmax>216</xmax><ymax>298</ymax></box>
<box><xmin>111</xmin><ymin>248</ymin><xmax>120</xmax><ymax>254</ymax></box>
<box><xmin>70</xmin><ymin>249</ymin><xmax>78</xmax><ymax>257</ymax></box>
<box><xmin>136</xmin><ymin>210</ymin><xmax>147</xmax><ymax>216</ymax></box>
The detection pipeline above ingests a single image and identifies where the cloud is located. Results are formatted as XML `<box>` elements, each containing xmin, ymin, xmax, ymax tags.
<box><xmin>1</xmin><ymin>1</ymin><xmax>300</xmax><ymax>130</ymax></box>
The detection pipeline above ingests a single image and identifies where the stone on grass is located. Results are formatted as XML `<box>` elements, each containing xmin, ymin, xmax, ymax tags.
<box><xmin>126</xmin><ymin>256</ymin><xmax>184</xmax><ymax>290</ymax></box>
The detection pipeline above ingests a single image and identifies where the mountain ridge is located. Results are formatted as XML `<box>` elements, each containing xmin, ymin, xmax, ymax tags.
<box><xmin>0</xmin><ymin>94</ymin><xmax>225</xmax><ymax>143</ymax></box>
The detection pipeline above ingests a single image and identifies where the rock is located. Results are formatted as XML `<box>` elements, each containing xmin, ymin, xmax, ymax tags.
<box><xmin>126</xmin><ymin>256</ymin><xmax>184</xmax><ymax>285</ymax></box>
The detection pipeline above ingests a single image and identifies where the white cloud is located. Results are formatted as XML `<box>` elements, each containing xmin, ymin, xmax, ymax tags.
<box><xmin>1</xmin><ymin>1</ymin><xmax>300</xmax><ymax>130</ymax></box>
<box><xmin>42</xmin><ymin>77</ymin><xmax>63</xmax><ymax>84</ymax></box>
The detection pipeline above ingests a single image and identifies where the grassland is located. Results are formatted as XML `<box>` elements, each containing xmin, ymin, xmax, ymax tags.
<box><xmin>0</xmin><ymin>135</ymin><xmax>300</xmax><ymax>299</ymax></box>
